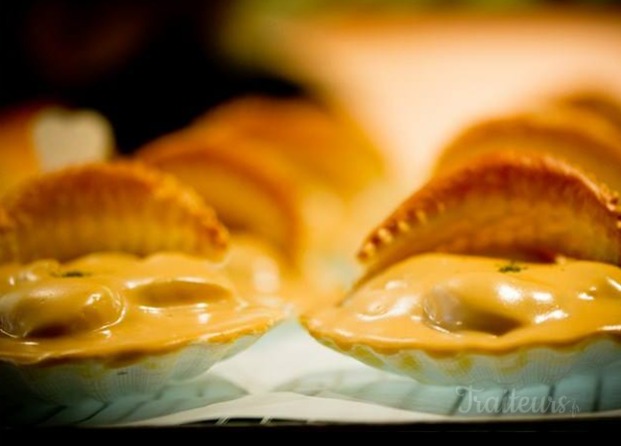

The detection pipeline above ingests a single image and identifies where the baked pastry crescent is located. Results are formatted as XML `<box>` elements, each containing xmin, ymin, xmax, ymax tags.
<box><xmin>0</xmin><ymin>162</ymin><xmax>228</xmax><ymax>264</ymax></box>
<box><xmin>359</xmin><ymin>151</ymin><xmax>621</xmax><ymax>281</ymax></box>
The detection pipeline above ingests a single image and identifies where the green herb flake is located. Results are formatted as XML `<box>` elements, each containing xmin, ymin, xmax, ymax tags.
<box><xmin>59</xmin><ymin>270</ymin><xmax>89</xmax><ymax>278</ymax></box>
<box><xmin>498</xmin><ymin>261</ymin><xmax>524</xmax><ymax>273</ymax></box>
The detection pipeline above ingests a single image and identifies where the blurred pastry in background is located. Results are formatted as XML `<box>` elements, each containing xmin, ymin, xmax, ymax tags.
<box><xmin>191</xmin><ymin>95</ymin><xmax>393</xmax><ymax>266</ymax></box>
<box><xmin>434</xmin><ymin>91</ymin><xmax>621</xmax><ymax>193</ymax></box>
<box><xmin>552</xmin><ymin>90</ymin><xmax>621</xmax><ymax>130</ymax></box>
<box><xmin>136</xmin><ymin>131</ymin><xmax>302</xmax><ymax>261</ymax></box>
<box><xmin>192</xmin><ymin>95</ymin><xmax>386</xmax><ymax>200</ymax></box>
<box><xmin>0</xmin><ymin>103</ymin><xmax>115</xmax><ymax>196</ymax></box>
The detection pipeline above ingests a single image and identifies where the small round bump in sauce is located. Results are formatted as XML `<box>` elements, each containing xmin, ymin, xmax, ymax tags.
<box><xmin>0</xmin><ymin>278</ymin><xmax>124</xmax><ymax>339</ymax></box>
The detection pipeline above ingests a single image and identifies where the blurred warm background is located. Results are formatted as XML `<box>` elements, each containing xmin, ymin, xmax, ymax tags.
<box><xmin>1</xmin><ymin>0</ymin><xmax>621</xmax><ymax>193</ymax></box>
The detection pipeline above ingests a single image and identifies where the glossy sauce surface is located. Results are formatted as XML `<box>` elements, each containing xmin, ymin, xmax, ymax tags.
<box><xmin>0</xmin><ymin>253</ymin><xmax>281</xmax><ymax>364</ymax></box>
<box><xmin>304</xmin><ymin>253</ymin><xmax>621</xmax><ymax>353</ymax></box>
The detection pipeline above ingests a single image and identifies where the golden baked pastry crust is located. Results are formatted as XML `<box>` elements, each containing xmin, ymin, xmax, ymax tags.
<box><xmin>0</xmin><ymin>162</ymin><xmax>228</xmax><ymax>263</ymax></box>
<box><xmin>359</xmin><ymin>151</ymin><xmax>621</xmax><ymax>280</ymax></box>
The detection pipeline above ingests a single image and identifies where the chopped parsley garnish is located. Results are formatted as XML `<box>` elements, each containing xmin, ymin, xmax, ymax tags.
<box><xmin>498</xmin><ymin>261</ymin><xmax>524</xmax><ymax>273</ymax></box>
<box><xmin>59</xmin><ymin>270</ymin><xmax>88</xmax><ymax>278</ymax></box>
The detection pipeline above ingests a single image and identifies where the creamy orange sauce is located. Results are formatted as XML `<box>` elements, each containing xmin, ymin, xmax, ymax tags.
<box><xmin>303</xmin><ymin>253</ymin><xmax>621</xmax><ymax>354</ymax></box>
<box><xmin>0</xmin><ymin>253</ymin><xmax>281</xmax><ymax>365</ymax></box>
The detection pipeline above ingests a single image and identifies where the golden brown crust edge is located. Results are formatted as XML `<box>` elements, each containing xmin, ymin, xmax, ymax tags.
<box><xmin>358</xmin><ymin>151</ymin><xmax>621</xmax><ymax>281</ymax></box>
<box><xmin>0</xmin><ymin>161</ymin><xmax>229</xmax><ymax>263</ymax></box>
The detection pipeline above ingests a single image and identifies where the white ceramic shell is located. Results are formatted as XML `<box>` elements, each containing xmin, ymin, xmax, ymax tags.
<box><xmin>0</xmin><ymin>334</ymin><xmax>258</xmax><ymax>405</ymax></box>
<box><xmin>313</xmin><ymin>335</ymin><xmax>621</xmax><ymax>388</ymax></box>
